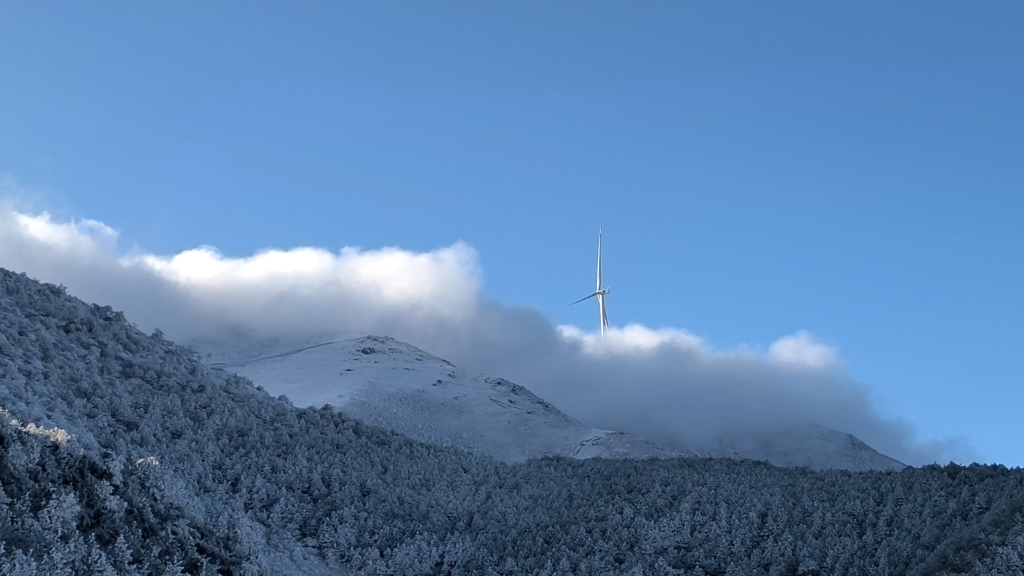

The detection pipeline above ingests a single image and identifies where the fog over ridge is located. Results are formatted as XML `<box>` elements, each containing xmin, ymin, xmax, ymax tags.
<box><xmin>0</xmin><ymin>202</ymin><xmax>969</xmax><ymax>465</ymax></box>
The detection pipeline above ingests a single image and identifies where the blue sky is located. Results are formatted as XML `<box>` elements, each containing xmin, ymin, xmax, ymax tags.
<box><xmin>1</xmin><ymin>3</ymin><xmax>1022</xmax><ymax>465</ymax></box>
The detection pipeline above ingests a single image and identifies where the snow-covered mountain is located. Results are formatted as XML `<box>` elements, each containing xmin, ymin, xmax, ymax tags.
<box><xmin>193</xmin><ymin>334</ymin><xmax>678</xmax><ymax>463</ymax></box>
<box><xmin>3</xmin><ymin>268</ymin><xmax>1024</xmax><ymax>575</ymax></box>
<box><xmin>192</xmin><ymin>332</ymin><xmax>903</xmax><ymax>471</ymax></box>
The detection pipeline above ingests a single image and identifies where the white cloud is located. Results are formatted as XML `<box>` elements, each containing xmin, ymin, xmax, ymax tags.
<box><xmin>0</xmin><ymin>204</ymin><xmax>963</xmax><ymax>466</ymax></box>
<box><xmin>128</xmin><ymin>242</ymin><xmax>480</xmax><ymax>327</ymax></box>
<box><xmin>12</xmin><ymin>210</ymin><xmax>118</xmax><ymax>256</ymax></box>
<box><xmin>558</xmin><ymin>323</ymin><xmax>707</xmax><ymax>356</ymax></box>
<box><xmin>768</xmin><ymin>330</ymin><xmax>841</xmax><ymax>370</ymax></box>
<box><xmin>1</xmin><ymin>206</ymin><xmax>480</xmax><ymax>336</ymax></box>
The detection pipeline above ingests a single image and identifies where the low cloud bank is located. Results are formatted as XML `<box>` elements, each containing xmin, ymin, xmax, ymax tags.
<box><xmin>0</xmin><ymin>203</ymin><xmax>965</xmax><ymax>465</ymax></box>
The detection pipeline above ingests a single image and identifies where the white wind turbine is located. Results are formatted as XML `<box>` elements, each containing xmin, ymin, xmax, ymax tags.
<box><xmin>570</xmin><ymin>226</ymin><xmax>611</xmax><ymax>336</ymax></box>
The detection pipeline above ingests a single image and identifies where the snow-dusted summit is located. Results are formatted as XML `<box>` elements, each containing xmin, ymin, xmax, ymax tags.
<box><xmin>194</xmin><ymin>333</ymin><xmax>903</xmax><ymax>471</ymax></box>
<box><xmin>194</xmin><ymin>334</ymin><xmax>678</xmax><ymax>463</ymax></box>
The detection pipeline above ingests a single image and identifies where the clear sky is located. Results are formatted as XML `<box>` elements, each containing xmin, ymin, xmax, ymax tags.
<box><xmin>1</xmin><ymin>3</ymin><xmax>1022</xmax><ymax>465</ymax></box>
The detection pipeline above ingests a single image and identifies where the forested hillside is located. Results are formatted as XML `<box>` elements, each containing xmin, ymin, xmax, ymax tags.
<box><xmin>2</xmin><ymin>268</ymin><xmax>1023</xmax><ymax>575</ymax></box>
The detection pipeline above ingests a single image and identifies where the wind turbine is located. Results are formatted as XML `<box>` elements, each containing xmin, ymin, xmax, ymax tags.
<box><xmin>570</xmin><ymin>226</ymin><xmax>611</xmax><ymax>336</ymax></box>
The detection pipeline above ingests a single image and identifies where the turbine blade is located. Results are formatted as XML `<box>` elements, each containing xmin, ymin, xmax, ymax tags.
<box><xmin>569</xmin><ymin>292</ymin><xmax>600</xmax><ymax>306</ymax></box>
<box><xmin>596</xmin><ymin>227</ymin><xmax>603</xmax><ymax>291</ymax></box>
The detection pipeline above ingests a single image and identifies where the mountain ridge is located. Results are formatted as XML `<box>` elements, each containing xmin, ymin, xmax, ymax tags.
<box><xmin>193</xmin><ymin>331</ymin><xmax>904</xmax><ymax>471</ymax></box>
<box><xmin>193</xmin><ymin>333</ymin><xmax>680</xmax><ymax>463</ymax></box>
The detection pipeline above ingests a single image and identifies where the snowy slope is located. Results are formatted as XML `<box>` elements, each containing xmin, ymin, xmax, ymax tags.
<box><xmin>195</xmin><ymin>334</ymin><xmax>678</xmax><ymax>463</ymax></box>
<box><xmin>194</xmin><ymin>333</ymin><xmax>903</xmax><ymax>470</ymax></box>
<box><xmin>700</xmin><ymin>424</ymin><xmax>905</xmax><ymax>472</ymax></box>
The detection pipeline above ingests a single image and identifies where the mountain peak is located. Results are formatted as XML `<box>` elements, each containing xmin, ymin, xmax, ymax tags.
<box><xmin>192</xmin><ymin>330</ymin><xmax>903</xmax><ymax>470</ymax></box>
<box><xmin>192</xmin><ymin>332</ymin><xmax>678</xmax><ymax>463</ymax></box>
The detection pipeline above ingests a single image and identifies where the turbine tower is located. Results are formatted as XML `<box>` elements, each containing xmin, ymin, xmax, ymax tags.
<box><xmin>570</xmin><ymin>226</ymin><xmax>611</xmax><ymax>336</ymax></box>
